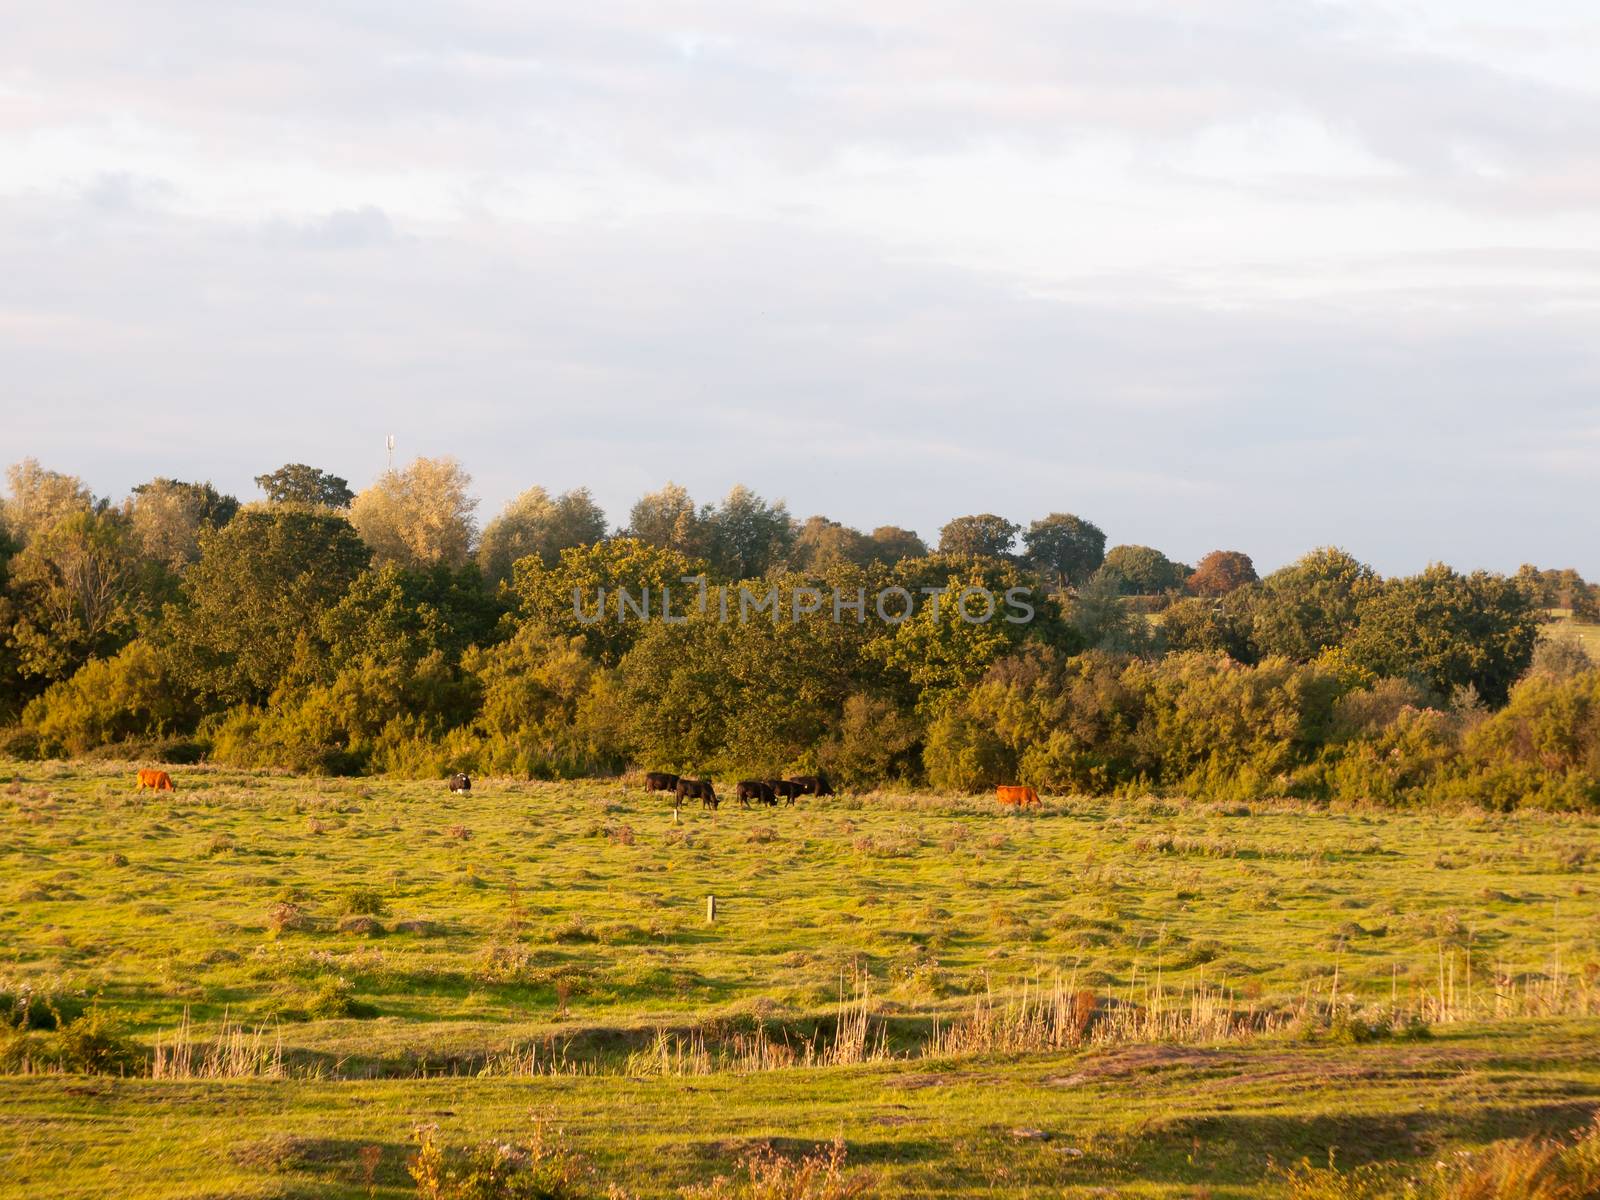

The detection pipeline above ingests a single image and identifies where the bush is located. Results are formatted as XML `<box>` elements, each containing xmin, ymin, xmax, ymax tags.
<box><xmin>339</xmin><ymin>887</ymin><xmax>387</xmax><ymax>917</ymax></box>
<box><xmin>409</xmin><ymin>1120</ymin><xmax>595</xmax><ymax>1200</ymax></box>
<box><xmin>0</xmin><ymin>726</ymin><xmax>40</xmax><ymax>760</ymax></box>
<box><xmin>53</xmin><ymin>1007</ymin><xmax>144</xmax><ymax>1075</ymax></box>
<box><xmin>22</xmin><ymin>640</ymin><xmax>198</xmax><ymax>757</ymax></box>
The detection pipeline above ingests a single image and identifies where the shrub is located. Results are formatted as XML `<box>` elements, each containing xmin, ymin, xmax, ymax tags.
<box><xmin>305</xmin><ymin>976</ymin><xmax>378</xmax><ymax>1020</ymax></box>
<box><xmin>22</xmin><ymin>640</ymin><xmax>199</xmax><ymax>757</ymax></box>
<box><xmin>339</xmin><ymin>887</ymin><xmax>387</xmax><ymax>917</ymax></box>
<box><xmin>681</xmin><ymin>1138</ymin><xmax>870</xmax><ymax>1200</ymax></box>
<box><xmin>409</xmin><ymin>1119</ymin><xmax>595</xmax><ymax>1200</ymax></box>
<box><xmin>54</xmin><ymin>1007</ymin><xmax>145</xmax><ymax>1075</ymax></box>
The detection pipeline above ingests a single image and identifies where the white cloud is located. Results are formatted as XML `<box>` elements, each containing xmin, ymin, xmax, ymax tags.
<box><xmin>1</xmin><ymin>1</ymin><xmax>1598</xmax><ymax>574</ymax></box>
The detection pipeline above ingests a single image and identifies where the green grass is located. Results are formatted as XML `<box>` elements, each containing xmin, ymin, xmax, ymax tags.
<box><xmin>2</xmin><ymin>760</ymin><xmax>1599</xmax><ymax>1197</ymax></box>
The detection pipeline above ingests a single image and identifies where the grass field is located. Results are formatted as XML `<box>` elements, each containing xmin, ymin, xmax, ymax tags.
<box><xmin>3</xmin><ymin>761</ymin><xmax>1599</xmax><ymax>1197</ymax></box>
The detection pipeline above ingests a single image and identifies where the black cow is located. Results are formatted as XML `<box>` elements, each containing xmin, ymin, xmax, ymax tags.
<box><xmin>644</xmin><ymin>771</ymin><xmax>680</xmax><ymax>794</ymax></box>
<box><xmin>765</xmin><ymin>779</ymin><xmax>804</xmax><ymax>805</ymax></box>
<box><xmin>448</xmin><ymin>772</ymin><xmax>472</xmax><ymax>794</ymax></box>
<box><xmin>786</xmin><ymin>773</ymin><xmax>835</xmax><ymax>797</ymax></box>
<box><xmin>676</xmin><ymin>778</ymin><xmax>718</xmax><ymax>810</ymax></box>
<box><xmin>736</xmin><ymin>780</ymin><xmax>776</xmax><ymax>807</ymax></box>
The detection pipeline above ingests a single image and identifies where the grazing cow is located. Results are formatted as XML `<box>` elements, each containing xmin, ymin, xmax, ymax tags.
<box><xmin>644</xmin><ymin>771</ymin><xmax>680</xmax><ymax>794</ymax></box>
<box><xmin>736</xmin><ymin>780</ymin><xmax>777</xmax><ymax>807</ymax></box>
<box><xmin>449</xmin><ymin>773</ymin><xmax>472</xmax><ymax>794</ymax></box>
<box><xmin>995</xmin><ymin>784</ymin><xmax>1039</xmax><ymax>807</ymax></box>
<box><xmin>765</xmin><ymin>779</ymin><xmax>804</xmax><ymax>806</ymax></box>
<box><xmin>676</xmin><ymin>778</ymin><xmax>718</xmax><ymax>810</ymax></box>
<box><xmin>135</xmin><ymin>768</ymin><xmax>175</xmax><ymax>792</ymax></box>
<box><xmin>786</xmin><ymin>773</ymin><xmax>835</xmax><ymax>798</ymax></box>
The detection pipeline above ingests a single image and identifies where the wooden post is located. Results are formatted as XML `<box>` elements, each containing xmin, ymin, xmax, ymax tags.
<box><xmin>706</xmin><ymin>894</ymin><xmax>716</xmax><ymax>923</ymax></box>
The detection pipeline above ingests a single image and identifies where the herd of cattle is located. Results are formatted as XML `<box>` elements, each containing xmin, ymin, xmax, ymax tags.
<box><xmin>130</xmin><ymin>767</ymin><xmax>1038</xmax><ymax>808</ymax></box>
<box><xmin>644</xmin><ymin>771</ymin><xmax>835</xmax><ymax>809</ymax></box>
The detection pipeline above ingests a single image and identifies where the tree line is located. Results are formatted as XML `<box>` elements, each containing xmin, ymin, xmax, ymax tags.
<box><xmin>2</xmin><ymin>456</ymin><xmax>1597</xmax><ymax>809</ymax></box>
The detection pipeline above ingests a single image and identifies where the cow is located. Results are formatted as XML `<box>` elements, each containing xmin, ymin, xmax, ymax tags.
<box><xmin>765</xmin><ymin>779</ymin><xmax>805</xmax><ymax>806</ymax></box>
<box><xmin>449</xmin><ymin>773</ymin><xmax>472</xmax><ymax>794</ymax></box>
<box><xmin>644</xmin><ymin>771</ymin><xmax>680</xmax><ymax>794</ymax></box>
<box><xmin>786</xmin><ymin>773</ymin><xmax>835</xmax><ymax>798</ymax></box>
<box><xmin>735</xmin><ymin>780</ymin><xmax>777</xmax><ymax>807</ymax></box>
<box><xmin>995</xmin><ymin>784</ymin><xmax>1039</xmax><ymax>807</ymax></box>
<box><xmin>136</xmin><ymin>768</ymin><xmax>175</xmax><ymax>792</ymax></box>
<box><xmin>676</xmin><ymin>778</ymin><xmax>718</xmax><ymax>810</ymax></box>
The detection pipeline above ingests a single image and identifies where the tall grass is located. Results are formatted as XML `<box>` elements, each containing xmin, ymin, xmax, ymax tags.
<box><xmin>149</xmin><ymin>1009</ymin><xmax>285</xmax><ymax>1079</ymax></box>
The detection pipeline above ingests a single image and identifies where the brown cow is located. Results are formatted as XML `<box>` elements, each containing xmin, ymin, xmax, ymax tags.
<box><xmin>136</xmin><ymin>769</ymin><xmax>176</xmax><ymax>792</ymax></box>
<box><xmin>995</xmin><ymin>784</ymin><xmax>1038</xmax><ymax>807</ymax></box>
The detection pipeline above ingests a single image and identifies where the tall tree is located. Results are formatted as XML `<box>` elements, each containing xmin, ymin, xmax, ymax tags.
<box><xmin>5</xmin><ymin>507</ymin><xmax>143</xmax><ymax>684</ymax></box>
<box><xmin>1346</xmin><ymin>565</ymin><xmax>1539</xmax><ymax>705</ymax></box>
<box><xmin>1095</xmin><ymin>544</ymin><xmax>1186</xmax><ymax>595</ymax></box>
<box><xmin>1250</xmin><ymin>547</ymin><xmax>1379</xmax><ymax>661</ymax></box>
<box><xmin>867</xmin><ymin>526</ymin><xmax>928</xmax><ymax>564</ymax></box>
<box><xmin>2</xmin><ymin>459</ymin><xmax>92</xmax><ymax>546</ymax></box>
<box><xmin>254</xmin><ymin>463</ymin><xmax>355</xmax><ymax>509</ymax></box>
<box><xmin>627</xmin><ymin>482</ymin><xmax>708</xmax><ymax>557</ymax></box>
<box><xmin>1023</xmin><ymin>513</ymin><xmax>1106</xmax><ymax>587</ymax></box>
<box><xmin>513</xmin><ymin>537</ymin><xmax>706</xmax><ymax>666</ymax></box>
<box><xmin>789</xmin><ymin>516</ymin><xmax>874</xmax><ymax>571</ymax></box>
<box><xmin>937</xmin><ymin>513</ymin><xmax>1019</xmax><ymax>560</ymax></box>
<box><xmin>167</xmin><ymin>507</ymin><xmax>370</xmax><ymax>705</ymax></box>
<box><xmin>478</xmin><ymin>486</ymin><xmax>608</xmax><ymax>584</ymax></box>
<box><xmin>704</xmin><ymin>485</ymin><xmax>794</xmax><ymax>580</ymax></box>
<box><xmin>127</xmin><ymin>478</ymin><xmax>239</xmax><ymax>572</ymax></box>
<box><xmin>349</xmin><ymin>457</ymin><xmax>478</xmax><ymax>570</ymax></box>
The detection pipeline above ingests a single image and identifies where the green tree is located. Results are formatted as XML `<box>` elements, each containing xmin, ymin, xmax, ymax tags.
<box><xmin>1094</xmin><ymin>544</ymin><xmax>1186</xmax><ymax>595</ymax></box>
<box><xmin>1067</xmin><ymin>574</ymin><xmax>1150</xmax><ymax>653</ymax></box>
<box><xmin>5</xmin><ymin>507</ymin><xmax>143</xmax><ymax>684</ymax></box>
<box><xmin>1250</xmin><ymin>547</ymin><xmax>1380</xmax><ymax>661</ymax></box>
<box><xmin>319</xmin><ymin>562</ymin><xmax>501</xmax><ymax>677</ymax></box>
<box><xmin>789</xmin><ymin>516</ymin><xmax>874</xmax><ymax>571</ymax></box>
<box><xmin>618</xmin><ymin>566</ymin><xmax>881</xmax><ymax>773</ymax></box>
<box><xmin>626</xmin><ymin>482</ymin><xmax>707</xmax><ymax>557</ymax></box>
<box><xmin>704</xmin><ymin>485</ymin><xmax>795</xmax><ymax>580</ymax></box>
<box><xmin>127</xmin><ymin>478</ymin><xmax>239</xmax><ymax>572</ymax></box>
<box><xmin>1023</xmin><ymin>513</ymin><xmax>1106</xmax><ymax>587</ymax></box>
<box><xmin>254</xmin><ymin>463</ymin><xmax>355</xmax><ymax>508</ymax></box>
<box><xmin>1345</xmin><ymin>565</ymin><xmax>1540</xmax><ymax>705</ymax></box>
<box><xmin>477</xmin><ymin>486</ymin><xmax>608</xmax><ymax>584</ymax></box>
<box><xmin>866</xmin><ymin>526</ymin><xmax>928</xmax><ymax>564</ymax></box>
<box><xmin>1187</xmin><ymin>550</ymin><xmax>1257</xmax><ymax>597</ymax></box>
<box><xmin>1159</xmin><ymin>593</ymin><xmax>1256</xmax><ymax>661</ymax></box>
<box><xmin>167</xmin><ymin>507</ymin><xmax>370</xmax><ymax>705</ymax></box>
<box><xmin>937</xmin><ymin>513</ymin><xmax>1019</xmax><ymax>560</ymax></box>
<box><xmin>513</xmin><ymin>537</ymin><xmax>705</xmax><ymax>666</ymax></box>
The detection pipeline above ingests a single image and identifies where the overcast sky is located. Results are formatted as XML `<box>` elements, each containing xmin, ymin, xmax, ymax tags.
<box><xmin>3</xmin><ymin>1</ymin><xmax>1598</xmax><ymax>575</ymax></box>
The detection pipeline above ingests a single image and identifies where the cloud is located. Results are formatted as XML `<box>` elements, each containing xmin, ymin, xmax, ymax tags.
<box><xmin>1</xmin><ymin>2</ymin><xmax>1598</xmax><ymax>576</ymax></box>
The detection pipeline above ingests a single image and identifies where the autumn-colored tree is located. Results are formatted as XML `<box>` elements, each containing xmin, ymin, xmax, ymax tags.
<box><xmin>1187</xmin><ymin>550</ymin><xmax>1258</xmax><ymax>597</ymax></box>
<box><xmin>350</xmin><ymin>457</ymin><xmax>478</xmax><ymax>570</ymax></box>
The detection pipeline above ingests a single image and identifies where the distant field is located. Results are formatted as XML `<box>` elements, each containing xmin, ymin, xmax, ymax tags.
<box><xmin>3</xmin><ymin>762</ymin><xmax>1599</xmax><ymax>1197</ymax></box>
<box><xmin>1545</xmin><ymin>615</ymin><xmax>1600</xmax><ymax>659</ymax></box>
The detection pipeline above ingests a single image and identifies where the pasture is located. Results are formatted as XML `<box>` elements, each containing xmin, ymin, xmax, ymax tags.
<box><xmin>3</xmin><ymin>761</ymin><xmax>1599</xmax><ymax>1197</ymax></box>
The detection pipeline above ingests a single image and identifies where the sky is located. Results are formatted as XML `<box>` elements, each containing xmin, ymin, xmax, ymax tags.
<box><xmin>2</xmin><ymin>1</ymin><xmax>1598</xmax><ymax>576</ymax></box>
